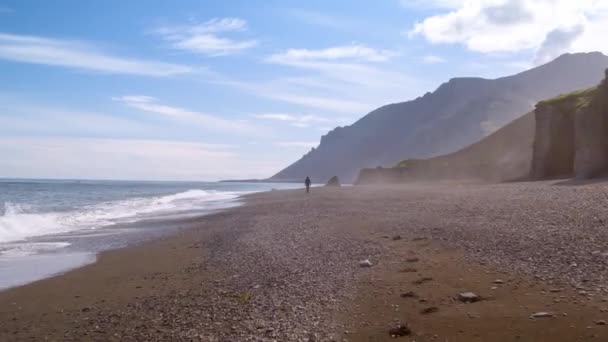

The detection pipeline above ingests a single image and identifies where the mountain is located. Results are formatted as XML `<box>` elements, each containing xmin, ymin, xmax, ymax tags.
<box><xmin>270</xmin><ymin>52</ymin><xmax>608</xmax><ymax>183</ymax></box>
<box><xmin>356</xmin><ymin>111</ymin><xmax>535</xmax><ymax>184</ymax></box>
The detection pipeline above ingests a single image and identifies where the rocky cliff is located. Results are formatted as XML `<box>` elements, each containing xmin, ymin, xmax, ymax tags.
<box><xmin>531</xmin><ymin>70</ymin><xmax>608</xmax><ymax>179</ymax></box>
<box><xmin>271</xmin><ymin>52</ymin><xmax>608</xmax><ymax>183</ymax></box>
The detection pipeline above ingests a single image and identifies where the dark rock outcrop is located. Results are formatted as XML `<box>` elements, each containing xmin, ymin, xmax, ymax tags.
<box><xmin>325</xmin><ymin>176</ymin><xmax>341</xmax><ymax>187</ymax></box>
<box><xmin>271</xmin><ymin>53</ymin><xmax>608</xmax><ymax>183</ymax></box>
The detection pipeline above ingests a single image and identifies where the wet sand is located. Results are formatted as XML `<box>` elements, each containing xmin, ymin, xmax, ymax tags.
<box><xmin>2</xmin><ymin>182</ymin><xmax>608</xmax><ymax>341</ymax></box>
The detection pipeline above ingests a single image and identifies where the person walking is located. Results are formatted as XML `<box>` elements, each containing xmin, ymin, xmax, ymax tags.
<box><xmin>304</xmin><ymin>176</ymin><xmax>311</xmax><ymax>193</ymax></box>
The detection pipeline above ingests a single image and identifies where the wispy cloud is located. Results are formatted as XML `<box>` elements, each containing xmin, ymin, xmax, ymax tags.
<box><xmin>422</xmin><ymin>54</ymin><xmax>446</xmax><ymax>64</ymax></box>
<box><xmin>200</xmin><ymin>42</ymin><xmax>426</xmax><ymax>116</ymax></box>
<box><xmin>264</xmin><ymin>93</ymin><xmax>370</xmax><ymax>114</ymax></box>
<box><xmin>0</xmin><ymin>33</ymin><xmax>193</xmax><ymax>76</ymax></box>
<box><xmin>0</xmin><ymin>103</ymin><xmax>157</xmax><ymax>137</ymax></box>
<box><xmin>155</xmin><ymin>18</ymin><xmax>258</xmax><ymax>56</ymax></box>
<box><xmin>0</xmin><ymin>137</ymin><xmax>283</xmax><ymax>181</ymax></box>
<box><xmin>267</xmin><ymin>44</ymin><xmax>396</xmax><ymax>63</ymax></box>
<box><xmin>253</xmin><ymin>112</ymin><xmax>339</xmax><ymax>128</ymax></box>
<box><xmin>207</xmin><ymin>72</ymin><xmax>373</xmax><ymax>114</ymax></box>
<box><xmin>113</xmin><ymin>95</ymin><xmax>262</xmax><ymax>136</ymax></box>
<box><xmin>275</xmin><ymin>141</ymin><xmax>318</xmax><ymax>148</ymax></box>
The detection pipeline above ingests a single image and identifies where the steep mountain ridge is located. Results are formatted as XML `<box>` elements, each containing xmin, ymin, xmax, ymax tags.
<box><xmin>271</xmin><ymin>52</ymin><xmax>608</xmax><ymax>183</ymax></box>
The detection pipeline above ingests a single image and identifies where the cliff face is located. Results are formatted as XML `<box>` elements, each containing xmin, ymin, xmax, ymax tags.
<box><xmin>531</xmin><ymin>71</ymin><xmax>608</xmax><ymax>179</ymax></box>
<box><xmin>530</xmin><ymin>100</ymin><xmax>577</xmax><ymax>178</ymax></box>
<box><xmin>575</xmin><ymin>76</ymin><xmax>608</xmax><ymax>178</ymax></box>
<box><xmin>272</xmin><ymin>52</ymin><xmax>608</xmax><ymax>183</ymax></box>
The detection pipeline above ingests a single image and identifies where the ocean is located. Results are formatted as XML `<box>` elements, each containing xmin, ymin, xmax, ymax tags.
<box><xmin>0</xmin><ymin>179</ymin><xmax>299</xmax><ymax>290</ymax></box>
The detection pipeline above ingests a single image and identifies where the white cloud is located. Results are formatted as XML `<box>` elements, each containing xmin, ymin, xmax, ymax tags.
<box><xmin>256</xmin><ymin>57</ymin><xmax>424</xmax><ymax>114</ymax></box>
<box><xmin>253</xmin><ymin>113</ymin><xmax>338</xmax><ymax>128</ymax></box>
<box><xmin>0</xmin><ymin>137</ymin><xmax>281</xmax><ymax>181</ymax></box>
<box><xmin>422</xmin><ymin>55</ymin><xmax>446</xmax><ymax>64</ymax></box>
<box><xmin>0</xmin><ymin>33</ymin><xmax>193</xmax><ymax>76</ymax></box>
<box><xmin>408</xmin><ymin>0</ymin><xmax>608</xmax><ymax>63</ymax></box>
<box><xmin>113</xmin><ymin>95</ymin><xmax>262</xmax><ymax>135</ymax></box>
<box><xmin>0</xmin><ymin>104</ymin><xmax>156</xmax><ymax>137</ymax></box>
<box><xmin>156</xmin><ymin>18</ymin><xmax>258</xmax><ymax>56</ymax></box>
<box><xmin>262</xmin><ymin>93</ymin><xmax>370</xmax><ymax>114</ymax></box>
<box><xmin>267</xmin><ymin>44</ymin><xmax>396</xmax><ymax>63</ymax></box>
<box><xmin>275</xmin><ymin>141</ymin><xmax>318</xmax><ymax>148</ymax></box>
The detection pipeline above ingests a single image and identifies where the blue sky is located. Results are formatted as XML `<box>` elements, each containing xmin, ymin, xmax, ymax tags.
<box><xmin>1</xmin><ymin>0</ymin><xmax>607</xmax><ymax>180</ymax></box>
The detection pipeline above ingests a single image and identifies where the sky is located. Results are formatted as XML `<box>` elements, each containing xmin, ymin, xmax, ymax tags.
<box><xmin>1</xmin><ymin>0</ymin><xmax>608</xmax><ymax>181</ymax></box>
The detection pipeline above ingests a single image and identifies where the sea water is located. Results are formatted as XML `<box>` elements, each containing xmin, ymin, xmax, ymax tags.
<box><xmin>0</xmin><ymin>179</ymin><xmax>298</xmax><ymax>290</ymax></box>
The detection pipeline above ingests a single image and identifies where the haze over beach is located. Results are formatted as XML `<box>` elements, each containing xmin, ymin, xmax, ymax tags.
<box><xmin>3</xmin><ymin>1</ymin><xmax>608</xmax><ymax>341</ymax></box>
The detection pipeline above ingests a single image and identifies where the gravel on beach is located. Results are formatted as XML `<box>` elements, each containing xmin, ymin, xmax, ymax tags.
<box><xmin>2</xmin><ymin>180</ymin><xmax>608</xmax><ymax>341</ymax></box>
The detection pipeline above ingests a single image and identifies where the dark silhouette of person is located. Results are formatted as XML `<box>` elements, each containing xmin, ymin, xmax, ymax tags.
<box><xmin>305</xmin><ymin>176</ymin><xmax>311</xmax><ymax>193</ymax></box>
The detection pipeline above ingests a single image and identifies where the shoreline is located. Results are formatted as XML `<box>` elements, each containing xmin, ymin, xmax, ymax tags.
<box><xmin>0</xmin><ymin>193</ymin><xmax>247</xmax><ymax>292</ymax></box>
<box><xmin>2</xmin><ymin>183</ymin><xmax>608</xmax><ymax>341</ymax></box>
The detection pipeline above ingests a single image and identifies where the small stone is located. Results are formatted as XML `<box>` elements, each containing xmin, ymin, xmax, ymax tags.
<box><xmin>359</xmin><ymin>259</ymin><xmax>373</xmax><ymax>268</ymax></box>
<box><xmin>493</xmin><ymin>279</ymin><xmax>505</xmax><ymax>284</ymax></box>
<box><xmin>400</xmin><ymin>291</ymin><xmax>417</xmax><ymax>298</ymax></box>
<box><xmin>413</xmin><ymin>277</ymin><xmax>433</xmax><ymax>285</ymax></box>
<box><xmin>420</xmin><ymin>307</ymin><xmax>439</xmax><ymax>315</ymax></box>
<box><xmin>458</xmin><ymin>292</ymin><xmax>480</xmax><ymax>303</ymax></box>
<box><xmin>549</xmin><ymin>288</ymin><xmax>562</xmax><ymax>293</ymax></box>
<box><xmin>406</xmin><ymin>257</ymin><xmax>420</xmax><ymax>263</ymax></box>
<box><xmin>530</xmin><ymin>312</ymin><xmax>554</xmax><ymax>319</ymax></box>
<box><xmin>388</xmin><ymin>324</ymin><xmax>411</xmax><ymax>337</ymax></box>
<box><xmin>400</xmin><ymin>267</ymin><xmax>417</xmax><ymax>273</ymax></box>
<box><xmin>595</xmin><ymin>320</ymin><xmax>607</xmax><ymax>326</ymax></box>
<box><xmin>392</xmin><ymin>235</ymin><xmax>402</xmax><ymax>241</ymax></box>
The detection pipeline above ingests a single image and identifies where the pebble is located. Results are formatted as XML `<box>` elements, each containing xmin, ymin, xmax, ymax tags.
<box><xmin>400</xmin><ymin>291</ymin><xmax>417</xmax><ymax>298</ymax></box>
<box><xmin>413</xmin><ymin>277</ymin><xmax>433</xmax><ymax>285</ymax></box>
<box><xmin>530</xmin><ymin>312</ymin><xmax>554</xmax><ymax>319</ymax></box>
<box><xmin>388</xmin><ymin>324</ymin><xmax>411</xmax><ymax>337</ymax></box>
<box><xmin>420</xmin><ymin>307</ymin><xmax>439</xmax><ymax>315</ymax></box>
<box><xmin>458</xmin><ymin>292</ymin><xmax>480</xmax><ymax>303</ymax></box>
<box><xmin>359</xmin><ymin>259</ymin><xmax>373</xmax><ymax>268</ymax></box>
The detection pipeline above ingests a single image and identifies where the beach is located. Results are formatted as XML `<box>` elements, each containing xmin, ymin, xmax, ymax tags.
<box><xmin>2</xmin><ymin>182</ymin><xmax>608</xmax><ymax>341</ymax></box>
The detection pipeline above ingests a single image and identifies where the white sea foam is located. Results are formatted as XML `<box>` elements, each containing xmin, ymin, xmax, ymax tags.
<box><xmin>0</xmin><ymin>189</ymin><xmax>242</xmax><ymax>244</ymax></box>
<box><xmin>0</xmin><ymin>242</ymin><xmax>71</xmax><ymax>257</ymax></box>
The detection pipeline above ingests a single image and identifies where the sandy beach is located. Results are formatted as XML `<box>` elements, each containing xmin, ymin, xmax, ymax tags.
<box><xmin>2</xmin><ymin>182</ymin><xmax>608</xmax><ymax>341</ymax></box>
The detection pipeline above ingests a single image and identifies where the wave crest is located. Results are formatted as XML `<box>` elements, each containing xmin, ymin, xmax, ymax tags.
<box><xmin>0</xmin><ymin>189</ymin><xmax>241</xmax><ymax>243</ymax></box>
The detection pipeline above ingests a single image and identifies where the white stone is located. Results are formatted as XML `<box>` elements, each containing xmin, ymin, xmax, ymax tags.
<box><xmin>359</xmin><ymin>259</ymin><xmax>372</xmax><ymax>267</ymax></box>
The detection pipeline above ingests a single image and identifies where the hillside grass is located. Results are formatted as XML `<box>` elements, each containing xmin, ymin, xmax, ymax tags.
<box><xmin>539</xmin><ymin>86</ymin><xmax>597</xmax><ymax>110</ymax></box>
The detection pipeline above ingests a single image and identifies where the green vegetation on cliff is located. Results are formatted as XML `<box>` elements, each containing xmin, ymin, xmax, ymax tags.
<box><xmin>538</xmin><ymin>86</ymin><xmax>597</xmax><ymax>110</ymax></box>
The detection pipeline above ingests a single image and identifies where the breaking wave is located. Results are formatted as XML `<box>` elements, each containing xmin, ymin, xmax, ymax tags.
<box><xmin>0</xmin><ymin>189</ymin><xmax>241</xmax><ymax>243</ymax></box>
